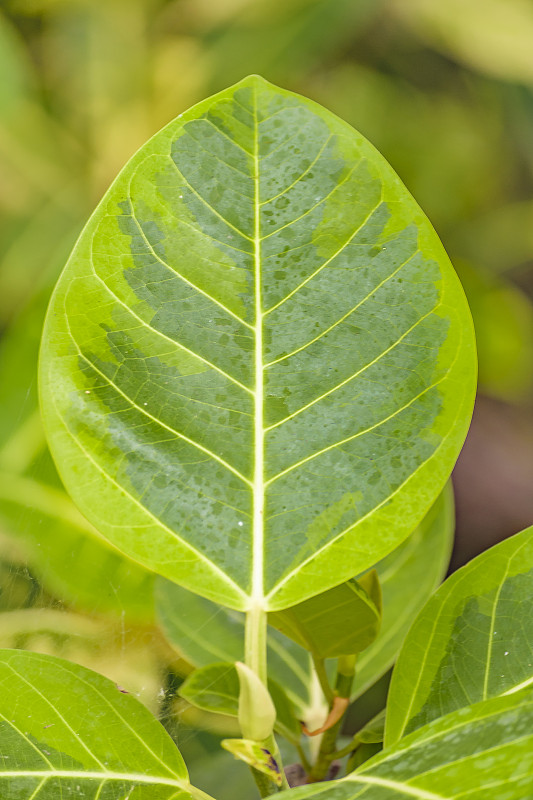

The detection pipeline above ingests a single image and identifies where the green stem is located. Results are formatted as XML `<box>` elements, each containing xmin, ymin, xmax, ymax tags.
<box><xmin>307</xmin><ymin>656</ymin><xmax>357</xmax><ymax>783</ymax></box>
<box><xmin>266</xmin><ymin>733</ymin><xmax>290</xmax><ymax>791</ymax></box>
<box><xmin>245</xmin><ymin>604</ymin><xmax>267</xmax><ymax>683</ymax></box>
<box><xmin>307</xmin><ymin>714</ymin><xmax>345</xmax><ymax>782</ymax></box>
<box><xmin>244</xmin><ymin>608</ymin><xmax>288</xmax><ymax>795</ymax></box>
<box><xmin>331</xmin><ymin>735</ymin><xmax>361</xmax><ymax>761</ymax></box>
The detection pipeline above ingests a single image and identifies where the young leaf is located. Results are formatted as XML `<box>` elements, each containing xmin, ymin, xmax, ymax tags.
<box><xmin>276</xmin><ymin>689</ymin><xmax>533</xmax><ymax>799</ymax></box>
<box><xmin>235</xmin><ymin>661</ymin><xmax>276</xmax><ymax>741</ymax></box>
<box><xmin>269</xmin><ymin>575</ymin><xmax>381</xmax><ymax>658</ymax></box>
<box><xmin>40</xmin><ymin>75</ymin><xmax>476</xmax><ymax>612</ymax></box>
<box><xmin>0</xmin><ymin>648</ymin><xmax>213</xmax><ymax>799</ymax></box>
<box><xmin>179</xmin><ymin>662</ymin><xmax>301</xmax><ymax>743</ymax></box>
<box><xmin>385</xmin><ymin>524</ymin><xmax>533</xmax><ymax>746</ymax></box>
<box><xmin>357</xmin><ymin>708</ymin><xmax>386</xmax><ymax>744</ymax></box>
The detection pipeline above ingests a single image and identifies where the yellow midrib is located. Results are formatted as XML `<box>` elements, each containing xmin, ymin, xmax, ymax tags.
<box><xmin>251</xmin><ymin>85</ymin><xmax>265</xmax><ymax>611</ymax></box>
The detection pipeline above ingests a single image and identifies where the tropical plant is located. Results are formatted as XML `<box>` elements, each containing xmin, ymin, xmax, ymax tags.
<box><xmin>2</xmin><ymin>74</ymin><xmax>530</xmax><ymax>799</ymax></box>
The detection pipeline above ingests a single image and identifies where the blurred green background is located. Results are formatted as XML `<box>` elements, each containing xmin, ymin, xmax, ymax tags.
<box><xmin>1</xmin><ymin>0</ymin><xmax>533</xmax><ymax>790</ymax></box>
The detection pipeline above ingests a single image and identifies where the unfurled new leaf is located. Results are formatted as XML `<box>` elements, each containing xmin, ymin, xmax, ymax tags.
<box><xmin>40</xmin><ymin>75</ymin><xmax>476</xmax><ymax>613</ymax></box>
<box><xmin>235</xmin><ymin>661</ymin><xmax>276</xmax><ymax>741</ymax></box>
<box><xmin>269</xmin><ymin>575</ymin><xmax>381</xmax><ymax>658</ymax></box>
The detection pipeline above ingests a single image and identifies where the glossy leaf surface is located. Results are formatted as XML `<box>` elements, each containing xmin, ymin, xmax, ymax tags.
<box><xmin>41</xmin><ymin>74</ymin><xmax>475</xmax><ymax>611</ymax></box>
<box><xmin>179</xmin><ymin>662</ymin><xmax>301</xmax><ymax>743</ymax></box>
<box><xmin>276</xmin><ymin>688</ymin><xmax>533</xmax><ymax>799</ymax></box>
<box><xmin>269</xmin><ymin>575</ymin><xmax>381</xmax><ymax>658</ymax></box>
<box><xmin>0</xmin><ymin>649</ymin><xmax>211</xmax><ymax>799</ymax></box>
<box><xmin>386</xmin><ymin>524</ymin><xmax>533</xmax><ymax>745</ymax></box>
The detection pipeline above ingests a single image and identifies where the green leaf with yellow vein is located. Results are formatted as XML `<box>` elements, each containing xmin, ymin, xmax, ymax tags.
<box><xmin>0</xmin><ymin>648</ymin><xmax>213</xmax><ymax>799</ymax></box>
<box><xmin>385</xmin><ymin>524</ymin><xmax>533</xmax><ymax>746</ymax></box>
<box><xmin>220</xmin><ymin>738</ymin><xmax>283</xmax><ymax>787</ymax></box>
<box><xmin>39</xmin><ymin>74</ymin><xmax>475</xmax><ymax>612</ymax></box>
<box><xmin>274</xmin><ymin>688</ymin><xmax>533</xmax><ymax>800</ymax></box>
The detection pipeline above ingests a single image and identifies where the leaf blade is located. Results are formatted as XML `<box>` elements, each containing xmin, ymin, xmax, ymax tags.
<box><xmin>274</xmin><ymin>689</ymin><xmax>533</xmax><ymax>799</ymax></box>
<box><xmin>353</xmin><ymin>484</ymin><xmax>454</xmax><ymax>697</ymax></box>
<box><xmin>40</xmin><ymin>75</ymin><xmax>475</xmax><ymax>611</ymax></box>
<box><xmin>178</xmin><ymin>662</ymin><xmax>301</xmax><ymax>743</ymax></box>
<box><xmin>156</xmin><ymin>488</ymin><xmax>454</xmax><ymax>713</ymax></box>
<box><xmin>0</xmin><ymin>649</ymin><xmax>211</xmax><ymax>799</ymax></box>
<box><xmin>269</xmin><ymin>576</ymin><xmax>381</xmax><ymax>659</ymax></box>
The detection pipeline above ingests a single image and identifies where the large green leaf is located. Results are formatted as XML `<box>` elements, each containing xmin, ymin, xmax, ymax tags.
<box><xmin>40</xmin><ymin>74</ymin><xmax>475</xmax><ymax>611</ymax></box>
<box><xmin>276</xmin><ymin>688</ymin><xmax>533</xmax><ymax>799</ymax></box>
<box><xmin>385</xmin><ymin>524</ymin><xmax>533</xmax><ymax>746</ymax></box>
<box><xmin>0</xmin><ymin>648</ymin><xmax>213</xmax><ymax>799</ymax></box>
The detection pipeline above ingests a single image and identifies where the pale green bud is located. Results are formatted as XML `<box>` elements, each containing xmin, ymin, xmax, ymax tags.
<box><xmin>235</xmin><ymin>661</ymin><xmax>276</xmax><ymax>741</ymax></box>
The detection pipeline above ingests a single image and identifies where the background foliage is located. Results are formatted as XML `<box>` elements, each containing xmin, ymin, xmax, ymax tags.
<box><xmin>1</xmin><ymin>1</ymin><xmax>533</xmax><ymax>796</ymax></box>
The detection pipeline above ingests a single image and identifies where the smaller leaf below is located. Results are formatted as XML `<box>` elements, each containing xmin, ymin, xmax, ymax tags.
<box><xmin>269</xmin><ymin>575</ymin><xmax>381</xmax><ymax>659</ymax></box>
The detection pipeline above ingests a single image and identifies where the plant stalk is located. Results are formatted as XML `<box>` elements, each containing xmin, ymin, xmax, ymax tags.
<box><xmin>244</xmin><ymin>607</ymin><xmax>288</xmax><ymax>795</ymax></box>
<box><xmin>307</xmin><ymin>656</ymin><xmax>357</xmax><ymax>783</ymax></box>
<box><xmin>251</xmin><ymin>766</ymin><xmax>279</xmax><ymax>797</ymax></box>
<box><xmin>245</xmin><ymin>604</ymin><xmax>267</xmax><ymax>684</ymax></box>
